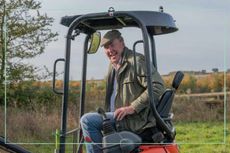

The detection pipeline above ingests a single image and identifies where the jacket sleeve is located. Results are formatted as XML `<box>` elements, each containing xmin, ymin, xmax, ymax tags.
<box><xmin>104</xmin><ymin>64</ymin><xmax>114</xmax><ymax>111</ymax></box>
<box><xmin>130</xmin><ymin>56</ymin><xmax>165</xmax><ymax>113</ymax></box>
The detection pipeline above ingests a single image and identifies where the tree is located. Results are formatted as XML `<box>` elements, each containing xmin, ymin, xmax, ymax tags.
<box><xmin>180</xmin><ymin>74</ymin><xmax>197</xmax><ymax>93</ymax></box>
<box><xmin>208</xmin><ymin>73</ymin><xmax>224</xmax><ymax>92</ymax></box>
<box><xmin>0</xmin><ymin>0</ymin><xmax>58</xmax><ymax>86</ymax></box>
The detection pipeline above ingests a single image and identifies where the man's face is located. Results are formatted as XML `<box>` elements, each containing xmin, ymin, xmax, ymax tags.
<box><xmin>103</xmin><ymin>38</ymin><xmax>124</xmax><ymax>65</ymax></box>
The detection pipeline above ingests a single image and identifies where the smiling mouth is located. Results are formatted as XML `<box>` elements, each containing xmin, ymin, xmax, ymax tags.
<box><xmin>110</xmin><ymin>56</ymin><xmax>116</xmax><ymax>60</ymax></box>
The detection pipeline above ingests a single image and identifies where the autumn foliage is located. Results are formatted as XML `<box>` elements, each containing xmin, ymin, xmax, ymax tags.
<box><xmin>0</xmin><ymin>72</ymin><xmax>229</xmax><ymax>109</ymax></box>
<box><xmin>173</xmin><ymin>72</ymin><xmax>229</xmax><ymax>94</ymax></box>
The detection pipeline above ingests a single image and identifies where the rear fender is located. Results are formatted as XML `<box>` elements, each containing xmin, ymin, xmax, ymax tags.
<box><xmin>139</xmin><ymin>144</ymin><xmax>179</xmax><ymax>153</ymax></box>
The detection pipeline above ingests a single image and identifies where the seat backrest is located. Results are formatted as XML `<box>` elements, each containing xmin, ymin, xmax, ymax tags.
<box><xmin>172</xmin><ymin>71</ymin><xmax>184</xmax><ymax>90</ymax></box>
<box><xmin>138</xmin><ymin>71</ymin><xmax>184</xmax><ymax>143</ymax></box>
<box><xmin>157</xmin><ymin>89</ymin><xmax>174</xmax><ymax>117</ymax></box>
<box><xmin>157</xmin><ymin>71</ymin><xmax>184</xmax><ymax>118</ymax></box>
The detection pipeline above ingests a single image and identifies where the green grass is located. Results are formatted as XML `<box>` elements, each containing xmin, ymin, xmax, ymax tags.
<box><xmin>21</xmin><ymin>136</ymin><xmax>80</xmax><ymax>153</ymax></box>
<box><xmin>175</xmin><ymin>121</ymin><xmax>229</xmax><ymax>153</ymax></box>
<box><xmin>175</xmin><ymin>121</ymin><xmax>225</xmax><ymax>143</ymax></box>
<box><xmin>178</xmin><ymin>144</ymin><xmax>229</xmax><ymax>153</ymax></box>
<box><xmin>2</xmin><ymin>122</ymin><xmax>229</xmax><ymax>153</ymax></box>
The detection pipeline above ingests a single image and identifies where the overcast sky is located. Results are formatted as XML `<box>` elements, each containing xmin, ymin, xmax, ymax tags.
<box><xmin>30</xmin><ymin>0</ymin><xmax>230</xmax><ymax>80</ymax></box>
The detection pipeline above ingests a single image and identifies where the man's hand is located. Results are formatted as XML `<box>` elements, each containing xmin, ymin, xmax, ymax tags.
<box><xmin>114</xmin><ymin>106</ymin><xmax>135</xmax><ymax>121</ymax></box>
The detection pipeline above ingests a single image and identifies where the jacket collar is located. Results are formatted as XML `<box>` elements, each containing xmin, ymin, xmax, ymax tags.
<box><xmin>117</xmin><ymin>47</ymin><xmax>129</xmax><ymax>76</ymax></box>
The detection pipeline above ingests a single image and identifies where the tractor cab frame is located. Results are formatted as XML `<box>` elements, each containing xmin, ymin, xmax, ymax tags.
<box><xmin>54</xmin><ymin>7</ymin><xmax>180</xmax><ymax>153</ymax></box>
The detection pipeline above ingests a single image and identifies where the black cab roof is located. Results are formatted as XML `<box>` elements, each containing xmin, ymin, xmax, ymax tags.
<box><xmin>60</xmin><ymin>10</ymin><xmax>178</xmax><ymax>35</ymax></box>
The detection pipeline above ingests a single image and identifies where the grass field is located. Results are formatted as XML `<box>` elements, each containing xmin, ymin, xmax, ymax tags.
<box><xmin>175</xmin><ymin>122</ymin><xmax>229</xmax><ymax>153</ymax></box>
<box><xmin>1</xmin><ymin>107</ymin><xmax>229</xmax><ymax>153</ymax></box>
<box><xmin>11</xmin><ymin>122</ymin><xmax>228</xmax><ymax>153</ymax></box>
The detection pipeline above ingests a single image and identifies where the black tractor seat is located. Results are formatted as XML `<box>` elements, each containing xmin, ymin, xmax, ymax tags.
<box><xmin>140</xmin><ymin>71</ymin><xmax>184</xmax><ymax>143</ymax></box>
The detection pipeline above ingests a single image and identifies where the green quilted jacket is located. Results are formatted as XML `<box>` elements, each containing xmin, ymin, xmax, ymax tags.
<box><xmin>105</xmin><ymin>47</ymin><xmax>165</xmax><ymax>134</ymax></box>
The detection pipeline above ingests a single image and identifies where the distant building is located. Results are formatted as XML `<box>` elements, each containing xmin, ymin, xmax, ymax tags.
<box><xmin>212</xmin><ymin>68</ymin><xmax>219</xmax><ymax>73</ymax></box>
<box><xmin>201</xmin><ymin>70</ymin><xmax>206</xmax><ymax>74</ymax></box>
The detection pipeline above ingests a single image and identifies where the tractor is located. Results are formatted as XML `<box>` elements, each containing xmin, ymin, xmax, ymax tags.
<box><xmin>53</xmin><ymin>7</ymin><xmax>184</xmax><ymax>153</ymax></box>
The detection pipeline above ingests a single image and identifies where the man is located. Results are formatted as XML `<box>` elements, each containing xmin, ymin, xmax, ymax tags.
<box><xmin>80</xmin><ymin>30</ymin><xmax>165</xmax><ymax>153</ymax></box>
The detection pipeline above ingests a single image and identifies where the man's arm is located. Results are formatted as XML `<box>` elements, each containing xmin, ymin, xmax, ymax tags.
<box><xmin>115</xmin><ymin>55</ymin><xmax>165</xmax><ymax>120</ymax></box>
<box><xmin>130</xmin><ymin>56</ymin><xmax>165</xmax><ymax>113</ymax></box>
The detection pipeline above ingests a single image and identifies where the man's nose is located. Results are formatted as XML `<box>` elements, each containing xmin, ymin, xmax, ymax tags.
<box><xmin>108</xmin><ymin>46</ymin><xmax>114</xmax><ymax>53</ymax></box>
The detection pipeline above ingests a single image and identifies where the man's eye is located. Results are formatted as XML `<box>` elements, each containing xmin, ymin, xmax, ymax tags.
<box><xmin>104</xmin><ymin>45</ymin><xmax>109</xmax><ymax>49</ymax></box>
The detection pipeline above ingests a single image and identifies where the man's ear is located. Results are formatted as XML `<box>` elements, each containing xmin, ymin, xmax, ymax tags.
<box><xmin>121</xmin><ymin>40</ymin><xmax>125</xmax><ymax>47</ymax></box>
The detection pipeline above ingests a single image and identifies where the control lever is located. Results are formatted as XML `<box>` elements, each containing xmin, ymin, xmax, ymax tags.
<box><xmin>97</xmin><ymin>108</ymin><xmax>141</xmax><ymax>153</ymax></box>
<box><xmin>97</xmin><ymin>107</ymin><xmax>115</xmax><ymax>135</ymax></box>
<box><xmin>97</xmin><ymin>107</ymin><xmax>107</xmax><ymax>120</ymax></box>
